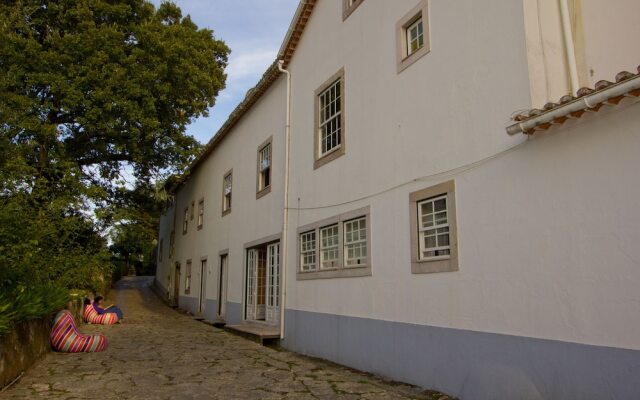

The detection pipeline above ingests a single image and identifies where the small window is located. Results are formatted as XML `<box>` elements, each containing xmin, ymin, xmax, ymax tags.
<box><xmin>256</xmin><ymin>137</ymin><xmax>272</xmax><ymax>198</ymax></box>
<box><xmin>342</xmin><ymin>0</ymin><xmax>364</xmax><ymax>20</ymax></box>
<box><xmin>409</xmin><ymin>180</ymin><xmax>458</xmax><ymax>274</ymax></box>
<box><xmin>169</xmin><ymin>231</ymin><xmax>175</xmax><ymax>259</ymax></box>
<box><xmin>185</xmin><ymin>259</ymin><xmax>192</xmax><ymax>294</ymax></box>
<box><xmin>344</xmin><ymin>217</ymin><xmax>367</xmax><ymax>266</ymax></box>
<box><xmin>197</xmin><ymin>199</ymin><xmax>204</xmax><ymax>229</ymax></box>
<box><xmin>190</xmin><ymin>201</ymin><xmax>195</xmax><ymax>220</ymax></box>
<box><xmin>314</xmin><ymin>68</ymin><xmax>346</xmax><ymax>169</ymax></box>
<box><xmin>182</xmin><ymin>208</ymin><xmax>189</xmax><ymax>234</ymax></box>
<box><xmin>222</xmin><ymin>170</ymin><xmax>232</xmax><ymax>216</ymax></box>
<box><xmin>406</xmin><ymin>17</ymin><xmax>424</xmax><ymax>56</ymax></box>
<box><xmin>319</xmin><ymin>224</ymin><xmax>340</xmax><ymax>269</ymax></box>
<box><xmin>417</xmin><ymin>195</ymin><xmax>450</xmax><ymax>259</ymax></box>
<box><xmin>296</xmin><ymin>206</ymin><xmax>371</xmax><ymax>280</ymax></box>
<box><xmin>396</xmin><ymin>1</ymin><xmax>430</xmax><ymax>73</ymax></box>
<box><xmin>299</xmin><ymin>231</ymin><xmax>317</xmax><ymax>272</ymax></box>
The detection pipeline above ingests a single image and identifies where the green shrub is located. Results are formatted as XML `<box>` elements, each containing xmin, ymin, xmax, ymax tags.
<box><xmin>0</xmin><ymin>285</ymin><xmax>70</xmax><ymax>336</ymax></box>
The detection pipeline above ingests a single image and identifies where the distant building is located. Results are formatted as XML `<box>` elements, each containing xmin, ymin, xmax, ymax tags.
<box><xmin>155</xmin><ymin>1</ymin><xmax>640</xmax><ymax>398</ymax></box>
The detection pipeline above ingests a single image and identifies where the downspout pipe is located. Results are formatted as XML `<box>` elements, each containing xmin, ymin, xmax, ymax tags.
<box><xmin>278</xmin><ymin>60</ymin><xmax>291</xmax><ymax>340</ymax></box>
<box><xmin>506</xmin><ymin>75</ymin><xmax>640</xmax><ymax>135</ymax></box>
<box><xmin>559</xmin><ymin>0</ymin><xmax>580</xmax><ymax>94</ymax></box>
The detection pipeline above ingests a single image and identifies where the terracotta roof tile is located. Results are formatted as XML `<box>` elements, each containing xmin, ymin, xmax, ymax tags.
<box><xmin>509</xmin><ymin>64</ymin><xmax>640</xmax><ymax>135</ymax></box>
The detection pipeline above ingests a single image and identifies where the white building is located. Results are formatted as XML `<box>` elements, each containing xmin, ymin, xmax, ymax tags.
<box><xmin>155</xmin><ymin>1</ymin><xmax>640</xmax><ymax>398</ymax></box>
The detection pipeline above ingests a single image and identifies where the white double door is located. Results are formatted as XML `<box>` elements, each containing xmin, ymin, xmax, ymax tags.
<box><xmin>246</xmin><ymin>243</ymin><xmax>280</xmax><ymax>324</ymax></box>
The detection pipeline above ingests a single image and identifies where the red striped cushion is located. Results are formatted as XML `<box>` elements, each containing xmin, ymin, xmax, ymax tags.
<box><xmin>51</xmin><ymin>310</ymin><xmax>107</xmax><ymax>353</ymax></box>
<box><xmin>84</xmin><ymin>302</ymin><xmax>119</xmax><ymax>325</ymax></box>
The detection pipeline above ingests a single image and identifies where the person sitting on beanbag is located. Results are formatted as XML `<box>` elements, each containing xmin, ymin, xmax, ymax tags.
<box><xmin>93</xmin><ymin>296</ymin><xmax>124</xmax><ymax>322</ymax></box>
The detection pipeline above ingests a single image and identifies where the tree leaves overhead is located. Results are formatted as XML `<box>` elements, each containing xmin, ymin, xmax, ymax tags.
<box><xmin>0</xmin><ymin>0</ymin><xmax>229</xmax><ymax>187</ymax></box>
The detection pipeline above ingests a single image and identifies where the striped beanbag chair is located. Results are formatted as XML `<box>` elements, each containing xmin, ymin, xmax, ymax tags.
<box><xmin>84</xmin><ymin>302</ymin><xmax>119</xmax><ymax>325</ymax></box>
<box><xmin>51</xmin><ymin>310</ymin><xmax>107</xmax><ymax>353</ymax></box>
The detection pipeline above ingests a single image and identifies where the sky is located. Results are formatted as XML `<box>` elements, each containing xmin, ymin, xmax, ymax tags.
<box><xmin>149</xmin><ymin>0</ymin><xmax>299</xmax><ymax>144</ymax></box>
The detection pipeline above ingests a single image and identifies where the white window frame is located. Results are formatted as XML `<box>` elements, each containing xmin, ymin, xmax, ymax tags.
<box><xmin>396</xmin><ymin>0</ymin><xmax>430</xmax><ymax>73</ymax></box>
<box><xmin>299</xmin><ymin>230</ymin><xmax>317</xmax><ymax>272</ymax></box>
<box><xmin>314</xmin><ymin>68</ymin><xmax>346</xmax><ymax>169</ymax></box>
<box><xmin>256</xmin><ymin>137</ymin><xmax>272</xmax><ymax>198</ymax></box>
<box><xmin>319</xmin><ymin>224</ymin><xmax>340</xmax><ymax>270</ymax></box>
<box><xmin>222</xmin><ymin>170</ymin><xmax>232</xmax><ymax>216</ymax></box>
<box><xmin>409</xmin><ymin>180</ymin><xmax>458</xmax><ymax>274</ymax></box>
<box><xmin>344</xmin><ymin>216</ymin><xmax>368</xmax><ymax>267</ymax></box>
<box><xmin>185</xmin><ymin>259</ymin><xmax>192</xmax><ymax>294</ymax></box>
<box><xmin>406</xmin><ymin>17</ymin><xmax>424</xmax><ymax>56</ymax></box>
<box><xmin>417</xmin><ymin>194</ymin><xmax>450</xmax><ymax>260</ymax></box>
<box><xmin>342</xmin><ymin>0</ymin><xmax>364</xmax><ymax>21</ymax></box>
<box><xmin>197</xmin><ymin>198</ymin><xmax>204</xmax><ymax>229</ymax></box>
<box><xmin>297</xmin><ymin>206</ymin><xmax>371</xmax><ymax>280</ymax></box>
<box><xmin>182</xmin><ymin>207</ymin><xmax>189</xmax><ymax>234</ymax></box>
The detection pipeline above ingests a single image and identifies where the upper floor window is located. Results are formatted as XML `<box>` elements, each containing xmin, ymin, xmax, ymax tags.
<box><xmin>299</xmin><ymin>231</ymin><xmax>317</xmax><ymax>272</ymax></box>
<box><xmin>409</xmin><ymin>180</ymin><xmax>458</xmax><ymax>274</ymax></box>
<box><xmin>257</xmin><ymin>137</ymin><xmax>272</xmax><ymax>198</ymax></box>
<box><xmin>222</xmin><ymin>170</ymin><xmax>232</xmax><ymax>216</ymax></box>
<box><xmin>182</xmin><ymin>207</ymin><xmax>188</xmax><ymax>234</ymax></box>
<box><xmin>190</xmin><ymin>200</ymin><xmax>195</xmax><ymax>220</ymax></box>
<box><xmin>342</xmin><ymin>0</ymin><xmax>364</xmax><ymax>20</ymax></box>
<box><xmin>344</xmin><ymin>216</ymin><xmax>367</xmax><ymax>266</ymax></box>
<box><xmin>314</xmin><ymin>68</ymin><xmax>345</xmax><ymax>169</ymax></box>
<box><xmin>185</xmin><ymin>259</ymin><xmax>192</xmax><ymax>294</ymax></box>
<box><xmin>396</xmin><ymin>0</ymin><xmax>430</xmax><ymax>73</ymax></box>
<box><xmin>197</xmin><ymin>198</ymin><xmax>204</xmax><ymax>229</ymax></box>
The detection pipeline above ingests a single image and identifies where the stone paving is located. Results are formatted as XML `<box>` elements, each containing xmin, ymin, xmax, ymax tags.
<box><xmin>3</xmin><ymin>277</ymin><xmax>453</xmax><ymax>400</ymax></box>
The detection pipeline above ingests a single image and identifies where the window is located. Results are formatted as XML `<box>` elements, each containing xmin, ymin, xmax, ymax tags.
<box><xmin>169</xmin><ymin>231</ymin><xmax>175</xmax><ymax>259</ymax></box>
<box><xmin>222</xmin><ymin>170</ymin><xmax>232</xmax><ymax>216</ymax></box>
<box><xmin>344</xmin><ymin>217</ymin><xmax>367</xmax><ymax>266</ymax></box>
<box><xmin>182</xmin><ymin>207</ymin><xmax>189</xmax><ymax>234</ymax></box>
<box><xmin>256</xmin><ymin>137</ymin><xmax>272</xmax><ymax>198</ymax></box>
<box><xmin>185</xmin><ymin>259</ymin><xmax>192</xmax><ymax>294</ymax></box>
<box><xmin>396</xmin><ymin>0</ymin><xmax>430</xmax><ymax>73</ymax></box>
<box><xmin>406</xmin><ymin>17</ymin><xmax>424</xmax><ymax>56</ymax></box>
<box><xmin>297</xmin><ymin>206</ymin><xmax>371</xmax><ymax>280</ymax></box>
<box><xmin>314</xmin><ymin>68</ymin><xmax>345</xmax><ymax>169</ymax></box>
<box><xmin>197</xmin><ymin>199</ymin><xmax>204</xmax><ymax>229</ymax></box>
<box><xmin>299</xmin><ymin>231</ymin><xmax>316</xmax><ymax>272</ymax></box>
<box><xmin>409</xmin><ymin>180</ymin><xmax>458</xmax><ymax>274</ymax></box>
<box><xmin>320</xmin><ymin>224</ymin><xmax>339</xmax><ymax>269</ymax></box>
<box><xmin>190</xmin><ymin>201</ymin><xmax>195</xmax><ymax>220</ymax></box>
<box><xmin>342</xmin><ymin>0</ymin><xmax>364</xmax><ymax>20</ymax></box>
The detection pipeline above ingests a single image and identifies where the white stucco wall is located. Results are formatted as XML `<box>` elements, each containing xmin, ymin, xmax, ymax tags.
<box><xmin>283</xmin><ymin>0</ymin><xmax>640</xmax><ymax>351</ymax></box>
<box><xmin>158</xmin><ymin>77</ymin><xmax>287</xmax><ymax>310</ymax></box>
<box><xmin>523</xmin><ymin>0</ymin><xmax>640</xmax><ymax>107</ymax></box>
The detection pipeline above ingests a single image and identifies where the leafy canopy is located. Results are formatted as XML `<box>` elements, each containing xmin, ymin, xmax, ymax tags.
<box><xmin>0</xmin><ymin>0</ymin><xmax>229</xmax><ymax>295</ymax></box>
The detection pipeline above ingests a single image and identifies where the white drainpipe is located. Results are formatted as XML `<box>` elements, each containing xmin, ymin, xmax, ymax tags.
<box><xmin>278</xmin><ymin>60</ymin><xmax>291</xmax><ymax>340</ymax></box>
<box><xmin>506</xmin><ymin>75</ymin><xmax>640</xmax><ymax>135</ymax></box>
<box><xmin>559</xmin><ymin>0</ymin><xmax>580</xmax><ymax>94</ymax></box>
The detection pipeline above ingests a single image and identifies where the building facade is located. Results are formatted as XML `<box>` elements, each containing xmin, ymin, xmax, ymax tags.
<box><xmin>156</xmin><ymin>1</ymin><xmax>640</xmax><ymax>399</ymax></box>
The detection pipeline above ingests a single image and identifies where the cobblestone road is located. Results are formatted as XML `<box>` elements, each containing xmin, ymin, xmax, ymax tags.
<box><xmin>3</xmin><ymin>277</ymin><xmax>452</xmax><ymax>400</ymax></box>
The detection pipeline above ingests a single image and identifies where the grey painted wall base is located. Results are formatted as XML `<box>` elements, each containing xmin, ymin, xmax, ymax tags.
<box><xmin>178</xmin><ymin>296</ymin><xmax>198</xmax><ymax>315</ymax></box>
<box><xmin>203</xmin><ymin>299</ymin><xmax>218</xmax><ymax>321</ymax></box>
<box><xmin>225</xmin><ymin>302</ymin><xmax>242</xmax><ymax>325</ymax></box>
<box><xmin>282</xmin><ymin>309</ymin><xmax>640</xmax><ymax>400</ymax></box>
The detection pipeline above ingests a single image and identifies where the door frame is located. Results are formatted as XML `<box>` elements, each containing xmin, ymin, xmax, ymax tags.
<box><xmin>243</xmin><ymin>233</ymin><xmax>282</xmax><ymax>324</ymax></box>
<box><xmin>217</xmin><ymin>251</ymin><xmax>229</xmax><ymax>320</ymax></box>
<box><xmin>198</xmin><ymin>257</ymin><xmax>207</xmax><ymax>314</ymax></box>
<box><xmin>173</xmin><ymin>262</ymin><xmax>181</xmax><ymax>306</ymax></box>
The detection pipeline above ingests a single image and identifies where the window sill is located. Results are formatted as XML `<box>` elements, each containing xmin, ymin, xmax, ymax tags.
<box><xmin>297</xmin><ymin>265</ymin><xmax>371</xmax><ymax>280</ymax></box>
<box><xmin>256</xmin><ymin>185</ymin><xmax>271</xmax><ymax>199</ymax></box>
<box><xmin>221</xmin><ymin>209</ymin><xmax>231</xmax><ymax>217</ymax></box>
<box><xmin>314</xmin><ymin>145</ymin><xmax>345</xmax><ymax>170</ymax></box>
<box><xmin>411</xmin><ymin>257</ymin><xmax>457</xmax><ymax>274</ymax></box>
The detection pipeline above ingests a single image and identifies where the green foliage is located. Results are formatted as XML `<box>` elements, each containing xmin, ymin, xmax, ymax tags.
<box><xmin>0</xmin><ymin>0</ymin><xmax>227</xmax><ymax>303</ymax></box>
<box><xmin>0</xmin><ymin>286</ymin><xmax>71</xmax><ymax>336</ymax></box>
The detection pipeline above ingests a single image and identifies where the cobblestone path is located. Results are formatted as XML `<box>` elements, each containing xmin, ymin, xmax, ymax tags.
<box><xmin>3</xmin><ymin>276</ymin><xmax>452</xmax><ymax>400</ymax></box>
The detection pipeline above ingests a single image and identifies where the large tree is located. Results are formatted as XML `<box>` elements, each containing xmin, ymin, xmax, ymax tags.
<box><xmin>0</xmin><ymin>0</ymin><xmax>229</xmax><ymax>290</ymax></box>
